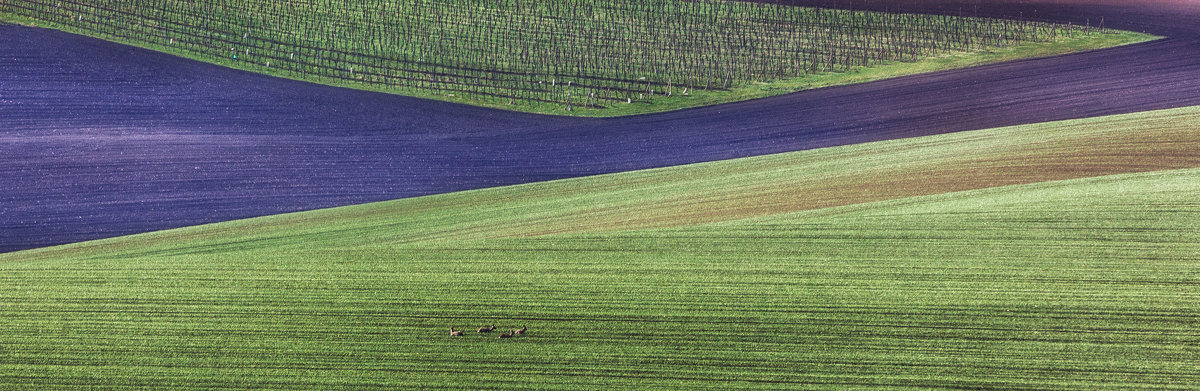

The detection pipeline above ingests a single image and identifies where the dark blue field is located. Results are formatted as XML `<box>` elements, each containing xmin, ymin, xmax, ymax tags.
<box><xmin>3</xmin><ymin>1</ymin><xmax>1199</xmax><ymax>252</ymax></box>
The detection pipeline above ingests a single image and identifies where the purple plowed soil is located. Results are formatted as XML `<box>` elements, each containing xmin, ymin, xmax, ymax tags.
<box><xmin>2</xmin><ymin>1</ymin><xmax>1199</xmax><ymax>252</ymax></box>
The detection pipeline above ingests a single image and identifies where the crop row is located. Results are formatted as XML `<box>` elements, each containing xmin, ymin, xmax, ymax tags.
<box><xmin>0</xmin><ymin>0</ymin><xmax>1099</xmax><ymax>109</ymax></box>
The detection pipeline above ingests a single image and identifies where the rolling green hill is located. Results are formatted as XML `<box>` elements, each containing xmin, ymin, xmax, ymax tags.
<box><xmin>2</xmin><ymin>106</ymin><xmax>1198</xmax><ymax>389</ymax></box>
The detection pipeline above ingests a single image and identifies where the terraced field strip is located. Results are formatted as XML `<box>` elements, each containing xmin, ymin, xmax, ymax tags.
<box><xmin>0</xmin><ymin>0</ymin><xmax>1140</xmax><ymax>115</ymax></box>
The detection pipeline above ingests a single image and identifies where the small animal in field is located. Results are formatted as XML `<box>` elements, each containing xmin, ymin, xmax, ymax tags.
<box><xmin>478</xmin><ymin>324</ymin><xmax>496</xmax><ymax>333</ymax></box>
<box><xmin>498</xmin><ymin>330</ymin><xmax>516</xmax><ymax>339</ymax></box>
<box><xmin>449</xmin><ymin>327</ymin><xmax>463</xmax><ymax>336</ymax></box>
<box><xmin>513</xmin><ymin>325</ymin><xmax>527</xmax><ymax>335</ymax></box>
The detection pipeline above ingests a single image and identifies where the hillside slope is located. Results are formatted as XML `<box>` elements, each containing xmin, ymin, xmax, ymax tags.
<box><xmin>1</xmin><ymin>15</ymin><xmax>1187</xmax><ymax>252</ymax></box>
<box><xmin>1</xmin><ymin>107</ymin><xmax>1198</xmax><ymax>389</ymax></box>
<box><xmin>0</xmin><ymin>171</ymin><xmax>1195</xmax><ymax>389</ymax></box>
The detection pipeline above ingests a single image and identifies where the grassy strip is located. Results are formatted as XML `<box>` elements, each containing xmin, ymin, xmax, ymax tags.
<box><xmin>0</xmin><ymin>8</ymin><xmax>1156</xmax><ymax>117</ymax></box>
<box><xmin>0</xmin><ymin>107</ymin><xmax>1198</xmax><ymax>388</ymax></box>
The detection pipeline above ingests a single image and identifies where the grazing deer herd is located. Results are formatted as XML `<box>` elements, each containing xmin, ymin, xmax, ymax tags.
<box><xmin>450</xmin><ymin>323</ymin><xmax>528</xmax><ymax>339</ymax></box>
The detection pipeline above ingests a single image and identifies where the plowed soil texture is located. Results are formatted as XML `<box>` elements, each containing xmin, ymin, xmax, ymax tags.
<box><xmin>3</xmin><ymin>0</ymin><xmax>1200</xmax><ymax>252</ymax></box>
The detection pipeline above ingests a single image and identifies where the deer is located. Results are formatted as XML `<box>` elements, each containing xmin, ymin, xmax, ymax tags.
<box><xmin>477</xmin><ymin>323</ymin><xmax>496</xmax><ymax>333</ymax></box>
<box><xmin>513</xmin><ymin>325</ymin><xmax>527</xmax><ymax>335</ymax></box>
<box><xmin>498</xmin><ymin>330</ymin><xmax>516</xmax><ymax>339</ymax></box>
<box><xmin>449</xmin><ymin>327</ymin><xmax>463</xmax><ymax>337</ymax></box>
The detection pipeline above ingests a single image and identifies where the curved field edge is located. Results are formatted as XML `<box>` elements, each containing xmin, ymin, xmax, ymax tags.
<box><xmin>8</xmin><ymin>104</ymin><xmax>1199</xmax><ymax>261</ymax></box>
<box><xmin>0</xmin><ymin>12</ymin><xmax>1156</xmax><ymax>118</ymax></box>
<box><xmin>1</xmin><ymin>171</ymin><xmax>1197</xmax><ymax>389</ymax></box>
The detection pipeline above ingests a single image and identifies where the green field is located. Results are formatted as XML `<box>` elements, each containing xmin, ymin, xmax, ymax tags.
<box><xmin>0</xmin><ymin>0</ymin><xmax>1154</xmax><ymax>116</ymax></box>
<box><xmin>2</xmin><ymin>107</ymin><xmax>1198</xmax><ymax>389</ymax></box>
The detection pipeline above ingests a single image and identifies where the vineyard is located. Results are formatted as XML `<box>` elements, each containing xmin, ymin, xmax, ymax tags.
<box><xmin>1</xmin><ymin>0</ymin><xmax>1102</xmax><ymax>112</ymax></box>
